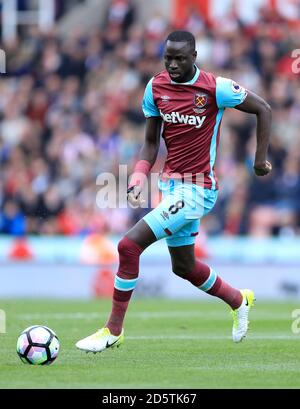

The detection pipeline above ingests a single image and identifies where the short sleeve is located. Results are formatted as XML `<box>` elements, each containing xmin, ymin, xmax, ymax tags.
<box><xmin>142</xmin><ymin>78</ymin><xmax>160</xmax><ymax>118</ymax></box>
<box><xmin>216</xmin><ymin>77</ymin><xmax>248</xmax><ymax>109</ymax></box>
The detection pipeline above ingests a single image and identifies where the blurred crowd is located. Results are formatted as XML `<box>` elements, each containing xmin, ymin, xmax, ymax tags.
<box><xmin>0</xmin><ymin>0</ymin><xmax>300</xmax><ymax>237</ymax></box>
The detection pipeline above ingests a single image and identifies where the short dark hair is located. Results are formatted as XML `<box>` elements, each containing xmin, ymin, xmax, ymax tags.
<box><xmin>165</xmin><ymin>31</ymin><xmax>195</xmax><ymax>51</ymax></box>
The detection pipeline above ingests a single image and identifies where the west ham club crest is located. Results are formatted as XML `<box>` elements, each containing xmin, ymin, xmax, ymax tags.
<box><xmin>193</xmin><ymin>93</ymin><xmax>208</xmax><ymax>113</ymax></box>
<box><xmin>194</xmin><ymin>93</ymin><xmax>207</xmax><ymax>107</ymax></box>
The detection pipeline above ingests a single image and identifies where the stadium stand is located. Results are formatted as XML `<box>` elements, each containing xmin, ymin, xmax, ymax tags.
<box><xmin>0</xmin><ymin>0</ymin><xmax>300</xmax><ymax>237</ymax></box>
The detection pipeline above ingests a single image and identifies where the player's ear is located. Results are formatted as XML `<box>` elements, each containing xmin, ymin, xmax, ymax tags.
<box><xmin>192</xmin><ymin>50</ymin><xmax>197</xmax><ymax>62</ymax></box>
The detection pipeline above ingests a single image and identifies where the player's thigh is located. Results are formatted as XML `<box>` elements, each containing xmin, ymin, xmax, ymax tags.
<box><xmin>165</xmin><ymin>218</ymin><xmax>200</xmax><ymax>248</ymax></box>
<box><xmin>126</xmin><ymin>219</ymin><xmax>157</xmax><ymax>248</ymax></box>
<box><xmin>142</xmin><ymin>182</ymin><xmax>213</xmax><ymax>244</ymax></box>
<box><xmin>168</xmin><ymin>244</ymin><xmax>196</xmax><ymax>276</ymax></box>
<box><xmin>142</xmin><ymin>188</ymin><xmax>190</xmax><ymax>241</ymax></box>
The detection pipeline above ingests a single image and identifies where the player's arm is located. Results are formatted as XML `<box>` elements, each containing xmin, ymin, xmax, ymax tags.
<box><xmin>235</xmin><ymin>91</ymin><xmax>272</xmax><ymax>176</ymax></box>
<box><xmin>216</xmin><ymin>77</ymin><xmax>272</xmax><ymax>177</ymax></box>
<box><xmin>139</xmin><ymin>116</ymin><xmax>162</xmax><ymax>165</ymax></box>
<box><xmin>127</xmin><ymin>77</ymin><xmax>162</xmax><ymax>206</ymax></box>
<box><xmin>127</xmin><ymin>117</ymin><xmax>162</xmax><ymax>206</ymax></box>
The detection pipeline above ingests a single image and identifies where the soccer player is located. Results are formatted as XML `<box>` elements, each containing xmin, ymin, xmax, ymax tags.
<box><xmin>76</xmin><ymin>31</ymin><xmax>272</xmax><ymax>352</ymax></box>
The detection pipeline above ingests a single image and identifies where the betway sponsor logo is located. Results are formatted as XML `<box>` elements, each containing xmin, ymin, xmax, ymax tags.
<box><xmin>160</xmin><ymin>110</ymin><xmax>206</xmax><ymax>129</ymax></box>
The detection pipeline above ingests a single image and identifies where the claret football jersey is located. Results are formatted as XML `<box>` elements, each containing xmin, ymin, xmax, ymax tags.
<box><xmin>142</xmin><ymin>66</ymin><xmax>247</xmax><ymax>190</ymax></box>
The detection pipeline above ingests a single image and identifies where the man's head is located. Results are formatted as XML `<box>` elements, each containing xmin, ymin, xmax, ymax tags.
<box><xmin>164</xmin><ymin>31</ymin><xmax>197</xmax><ymax>83</ymax></box>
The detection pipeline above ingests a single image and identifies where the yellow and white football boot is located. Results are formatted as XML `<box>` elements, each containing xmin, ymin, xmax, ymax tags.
<box><xmin>76</xmin><ymin>327</ymin><xmax>124</xmax><ymax>353</ymax></box>
<box><xmin>231</xmin><ymin>289</ymin><xmax>255</xmax><ymax>343</ymax></box>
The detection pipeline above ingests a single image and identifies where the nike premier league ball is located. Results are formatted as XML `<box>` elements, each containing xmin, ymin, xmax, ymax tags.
<box><xmin>17</xmin><ymin>325</ymin><xmax>60</xmax><ymax>365</ymax></box>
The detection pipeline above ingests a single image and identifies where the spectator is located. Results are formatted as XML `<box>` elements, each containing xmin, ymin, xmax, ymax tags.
<box><xmin>1</xmin><ymin>201</ymin><xmax>26</xmax><ymax>236</ymax></box>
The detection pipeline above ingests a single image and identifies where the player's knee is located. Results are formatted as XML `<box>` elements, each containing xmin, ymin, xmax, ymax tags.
<box><xmin>117</xmin><ymin>236</ymin><xmax>133</xmax><ymax>257</ymax></box>
<box><xmin>118</xmin><ymin>236</ymin><xmax>143</xmax><ymax>258</ymax></box>
<box><xmin>117</xmin><ymin>236</ymin><xmax>143</xmax><ymax>277</ymax></box>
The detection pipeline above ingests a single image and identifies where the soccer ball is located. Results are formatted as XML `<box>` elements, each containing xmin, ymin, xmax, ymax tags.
<box><xmin>16</xmin><ymin>325</ymin><xmax>60</xmax><ymax>365</ymax></box>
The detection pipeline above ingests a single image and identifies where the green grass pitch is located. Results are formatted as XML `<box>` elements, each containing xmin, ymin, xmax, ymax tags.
<box><xmin>1</xmin><ymin>298</ymin><xmax>300</xmax><ymax>389</ymax></box>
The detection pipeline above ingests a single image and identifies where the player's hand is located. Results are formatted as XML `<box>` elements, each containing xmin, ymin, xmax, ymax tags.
<box><xmin>127</xmin><ymin>185</ymin><xmax>145</xmax><ymax>207</ymax></box>
<box><xmin>253</xmin><ymin>160</ymin><xmax>272</xmax><ymax>176</ymax></box>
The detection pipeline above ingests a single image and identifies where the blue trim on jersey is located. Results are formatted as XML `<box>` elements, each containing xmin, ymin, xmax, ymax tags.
<box><xmin>170</xmin><ymin>65</ymin><xmax>200</xmax><ymax>85</ymax></box>
<box><xmin>198</xmin><ymin>269</ymin><xmax>217</xmax><ymax>292</ymax></box>
<box><xmin>142</xmin><ymin>78</ymin><xmax>160</xmax><ymax>118</ymax></box>
<box><xmin>114</xmin><ymin>276</ymin><xmax>138</xmax><ymax>291</ymax></box>
<box><xmin>216</xmin><ymin>77</ymin><xmax>248</xmax><ymax>108</ymax></box>
<box><xmin>209</xmin><ymin>108</ymin><xmax>224</xmax><ymax>190</ymax></box>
